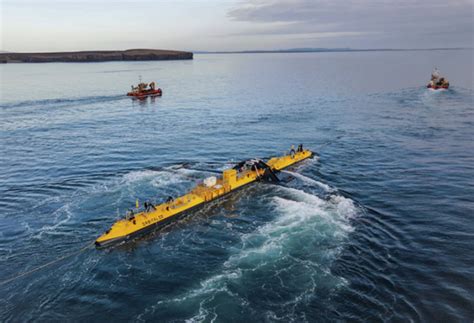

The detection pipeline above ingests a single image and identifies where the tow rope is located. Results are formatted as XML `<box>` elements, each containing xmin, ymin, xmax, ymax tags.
<box><xmin>0</xmin><ymin>241</ymin><xmax>94</xmax><ymax>287</ymax></box>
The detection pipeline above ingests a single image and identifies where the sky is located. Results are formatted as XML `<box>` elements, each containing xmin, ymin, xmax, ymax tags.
<box><xmin>1</xmin><ymin>0</ymin><xmax>473</xmax><ymax>52</ymax></box>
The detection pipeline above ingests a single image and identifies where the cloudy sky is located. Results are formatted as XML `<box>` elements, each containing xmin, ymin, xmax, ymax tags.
<box><xmin>1</xmin><ymin>0</ymin><xmax>473</xmax><ymax>52</ymax></box>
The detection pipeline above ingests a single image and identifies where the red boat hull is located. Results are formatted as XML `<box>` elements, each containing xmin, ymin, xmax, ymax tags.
<box><xmin>427</xmin><ymin>84</ymin><xmax>449</xmax><ymax>90</ymax></box>
<box><xmin>127</xmin><ymin>88</ymin><xmax>162</xmax><ymax>98</ymax></box>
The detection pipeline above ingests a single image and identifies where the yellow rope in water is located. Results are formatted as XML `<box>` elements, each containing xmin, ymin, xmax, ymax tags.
<box><xmin>0</xmin><ymin>241</ymin><xmax>95</xmax><ymax>287</ymax></box>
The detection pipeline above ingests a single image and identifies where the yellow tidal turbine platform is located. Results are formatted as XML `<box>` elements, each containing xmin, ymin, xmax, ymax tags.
<box><xmin>95</xmin><ymin>146</ymin><xmax>313</xmax><ymax>248</ymax></box>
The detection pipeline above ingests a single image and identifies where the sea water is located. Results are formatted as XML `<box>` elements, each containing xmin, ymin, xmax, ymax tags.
<box><xmin>0</xmin><ymin>50</ymin><xmax>473</xmax><ymax>321</ymax></box>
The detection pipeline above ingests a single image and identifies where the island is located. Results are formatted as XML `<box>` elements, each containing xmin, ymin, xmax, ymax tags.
<box><xmin>0</xmin><ymin>49</ymin><xmax>193</xmax><ymax>63</ymax></box>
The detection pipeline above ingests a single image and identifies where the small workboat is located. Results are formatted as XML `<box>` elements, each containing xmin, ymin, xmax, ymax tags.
<box><xmin>427</xmin><ymin>68</ymin><xmax>449</xmax><ymax>90</ymax></box>
<box><xmin>127</xmin><ymin>81</ymin><xmax>162</xmax><ymax>98</ymax></box>
<box><xmin>95</xmin><ymin>145</ymin><xmax>313</xmax><ymax>247</ymax></box>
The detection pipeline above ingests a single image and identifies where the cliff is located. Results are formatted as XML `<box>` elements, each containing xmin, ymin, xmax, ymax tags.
<box><xmin>0</xmin><ymin>49</ymin><xmax>193</xmax><ymax>63</ymax></box>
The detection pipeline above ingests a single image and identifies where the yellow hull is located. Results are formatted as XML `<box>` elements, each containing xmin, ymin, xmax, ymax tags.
<box><xmin>95</xmin><ymin>149</ymin><xmax>313</xmax><ymax>247</ymax></box>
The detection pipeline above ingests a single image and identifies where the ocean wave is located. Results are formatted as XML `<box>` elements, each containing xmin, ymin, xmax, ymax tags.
<box><xmin>32</xmin><ymin>204</ymin><xmax>73</xmax><ymax>239</ymax></box>
<box><xmin>122</xmin><ymin>169</ymin><xmax>166</xmax><ymax>184</ymax></box>
<box><xmin>283</xmin><ymin>170</ymin><xmax>334</xmax><ymax>192</ymax></box>
<box><xmin>225</xmin><ymin>187</ymin><xmax>356</xmax><ymax>267</ymax></box>
<box><xmin>122</xmin><ymin>168</ymin><xmax>196</xmax><ymax>188</ymax></box>
<box><xmin>0</xmin><ymin>94</ymin><xmax>125</xmax><ymax>110</ymax></box>
<box><xmin>138</xmin><ymin>187</ymin><xmax>359</xmax><ymax>322</ymax></box>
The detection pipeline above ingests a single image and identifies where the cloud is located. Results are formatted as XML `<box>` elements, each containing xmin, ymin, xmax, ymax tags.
<box><xmin>228</xmin><ymin>0</ymin><xmax>474</xmax><ymax>47</ymax></box>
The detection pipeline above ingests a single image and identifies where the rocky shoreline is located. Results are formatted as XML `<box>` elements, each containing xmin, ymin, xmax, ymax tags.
<box><xmin>0</xmin><ymin>49</ymin><xmax>193</xmax><ymax>63</ymax></box>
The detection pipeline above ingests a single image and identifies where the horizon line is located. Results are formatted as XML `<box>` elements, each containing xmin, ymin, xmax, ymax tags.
<box><xmin>1</xmin><ymin>47</ymin><xmax>472</xmax><ymax>54</ymax></box>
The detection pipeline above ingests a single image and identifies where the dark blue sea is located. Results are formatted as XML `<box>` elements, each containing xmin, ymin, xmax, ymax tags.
<box><xmin>1</xmin><ymin>51</ymin><xmax>473</xmax><ymax>322</ymax></box>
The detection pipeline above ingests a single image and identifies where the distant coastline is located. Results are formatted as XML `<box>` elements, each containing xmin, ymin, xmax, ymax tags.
<box><xmin>195</xmin><ymin>47</ymin><xmax>472</xmax><ymax>54</ymax></box>
<box><xmin>0</xmin><ymin>49</ymin><xmax>193</xmax><ymax>63</ymax></box>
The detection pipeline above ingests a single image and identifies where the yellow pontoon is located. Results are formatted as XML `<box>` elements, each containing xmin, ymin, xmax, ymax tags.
<box><xmin>95</xmin><ymin>146</ymin><xmax>313</xmax><ymax>247</ymax></box>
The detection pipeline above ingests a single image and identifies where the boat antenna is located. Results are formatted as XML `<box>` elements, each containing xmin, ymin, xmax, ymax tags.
<box><xmin>139</xmin><ymin>75</ymin><xmax>142</xmax><ymax>83</ymax></box>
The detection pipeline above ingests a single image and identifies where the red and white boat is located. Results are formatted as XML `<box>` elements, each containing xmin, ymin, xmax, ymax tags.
<box><xmin>127</xmin><ymin>81</ymin><xmax>162</xmax><ymax>99</ymax></box>
<box><xmin>427</xmin><ymin>68</ymin><xmax>449</xmax><ymax>90</ymax></box>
